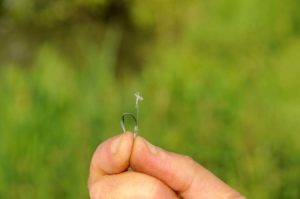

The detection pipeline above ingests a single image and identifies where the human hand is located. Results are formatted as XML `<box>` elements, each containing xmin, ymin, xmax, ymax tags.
<box><xmin>88</xmin><ymin>132</ymin><xmax>245</xmax><ymax>199</ymax></box>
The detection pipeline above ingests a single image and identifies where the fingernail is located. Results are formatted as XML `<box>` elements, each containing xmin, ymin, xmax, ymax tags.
<box><xmin>110</xmin><ymin>135</ymin><xmax>122</xmax><ymax>154</ymax></box>
<box><xmin>143</xmin><ymin>138</ymin><xmax>158</xmax><ymax>155</ymax></box>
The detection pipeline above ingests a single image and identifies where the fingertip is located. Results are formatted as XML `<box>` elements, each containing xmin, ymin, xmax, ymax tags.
<box><xmin>131</xmin><ymin>137</ymin><xmax>195</xmax><ymax>192</ymax></box>
<box><xmin>111</xmin><ymin>132</ymin><xmax>134</xmax><ymax>169</ymax></box>
<box><xmin>101</xmin><ymin>132</ymin><xmax>134</xmax><ymax>173</ymax></box>
<box><xmin>130</xmin><ymin>136</ymin><xmax>159</xmax><ymax>169</ymax></box>
<box><xmin>88</xmin><ymin>132</ymin><xmax>134</xmax><ymax>187</ymax></box>
<box><xmin>131</xmin><ymin>136</ymin><xmax>147</xmax><ymax>155</ymax></box>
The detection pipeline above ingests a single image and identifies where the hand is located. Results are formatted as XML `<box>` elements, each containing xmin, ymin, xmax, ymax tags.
<box><xmin>88</xmin><ymin>132</ymin><xmax>245</xmax><ymax>199</ymax></box>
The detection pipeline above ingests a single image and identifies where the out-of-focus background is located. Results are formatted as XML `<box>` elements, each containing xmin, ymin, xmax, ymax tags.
<box><xmin>0</xmin><ymin>0</ymin><xmax>300</xmax><ymax>198</ymax></box>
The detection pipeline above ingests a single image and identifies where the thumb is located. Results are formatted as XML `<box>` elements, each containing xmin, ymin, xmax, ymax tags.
<box><xmin>130</xmin><ymin>136</ymin><xmax>245</xmax><ymax>199</ymax></box>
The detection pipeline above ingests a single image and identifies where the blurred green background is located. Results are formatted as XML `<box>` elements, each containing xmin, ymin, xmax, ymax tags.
<box><xmin>0</xmin><ymin>0</ymin><xmax>300</xmax><ymax>198</ymax></box>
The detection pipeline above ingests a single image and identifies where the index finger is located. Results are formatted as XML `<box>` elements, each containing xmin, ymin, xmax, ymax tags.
<box><xmin>87</xmin><ymin>132</ymin><xmax>134</xmax><ymax>188</ymax></box>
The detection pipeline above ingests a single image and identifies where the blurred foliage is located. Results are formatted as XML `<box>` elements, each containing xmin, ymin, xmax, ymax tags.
<box><xmin>1</xmin><ymin>0</ymin><xmax>300</xmax><ymax>198</ymax></box>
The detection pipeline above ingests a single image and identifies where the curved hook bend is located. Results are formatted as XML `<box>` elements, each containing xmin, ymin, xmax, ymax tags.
<box><xmin>120</xmin><ymin>113</ymin><xmax>138</xmax><ymax>136</ymax></box>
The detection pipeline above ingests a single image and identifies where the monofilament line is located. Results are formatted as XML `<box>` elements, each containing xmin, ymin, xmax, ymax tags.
<box><xmin>134</xmin><ymin>92</ymin><xmax>143</xmax><ymax>136</ymax></box>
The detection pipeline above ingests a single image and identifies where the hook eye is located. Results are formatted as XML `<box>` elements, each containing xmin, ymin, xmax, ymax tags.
<box><xmin>120</xmin><ymin>113</ymin><xmax>138</xmax><ymax>134</ymax></box>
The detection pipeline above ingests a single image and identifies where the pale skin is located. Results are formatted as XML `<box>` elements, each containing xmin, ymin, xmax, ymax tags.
<box><xmin>88</xmin><ymin>132</ymin><xmax>246</xmax><ymax>199</ymax></box>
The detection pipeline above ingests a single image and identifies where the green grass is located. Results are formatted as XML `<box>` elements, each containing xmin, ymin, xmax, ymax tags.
<box><xmin>1</xmin><ymin>0</ymin><xmax>300</xmax><ymax>198</ymax></box>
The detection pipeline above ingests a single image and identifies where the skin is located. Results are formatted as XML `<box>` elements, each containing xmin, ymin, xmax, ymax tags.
<box><xmin>88</xmin><ymin>132</ymin><xmax>246</xmax><ymax>199</ymax></box>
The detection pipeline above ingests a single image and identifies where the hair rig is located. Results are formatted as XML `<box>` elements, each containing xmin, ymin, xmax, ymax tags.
<box><xmin>120</xmin><ymin>92</ymin><xmax>143</xmax><ymax>137</ymax></box>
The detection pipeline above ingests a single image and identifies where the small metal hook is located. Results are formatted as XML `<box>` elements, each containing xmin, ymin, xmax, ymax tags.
<box><xmin>120</xmin><ymin>113</ymin><xmax>138</xmax><ymax>136</ymax></box>
<box><xmin>120</xmin><ymin>92</ymin><xmax>143</xmax><ymax>137</ymax></box>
